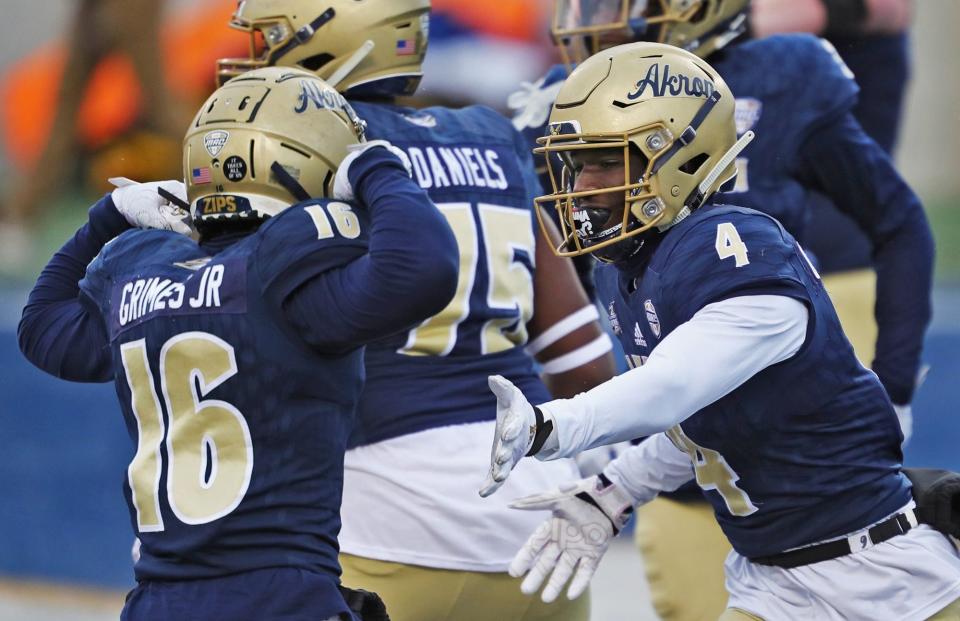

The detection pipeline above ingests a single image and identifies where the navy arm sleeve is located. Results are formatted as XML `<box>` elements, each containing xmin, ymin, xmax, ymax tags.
<box><xmin>18</xmin><ymin>195</ymin><xmax>130</xmax><ymax>382</ymax></box>
<box><xmin>796</xmin><ymin>113</ymin><xmax>933</xmax><ymax>404</ymax></box>
<box><xmin>282</xmin><ymin>148</ymin><xmax>459</xmax><ymax>351</ymax></box>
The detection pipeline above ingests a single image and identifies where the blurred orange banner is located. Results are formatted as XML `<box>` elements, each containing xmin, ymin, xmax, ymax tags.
<box><xmin>0</xmin><ymin>0</ymin><xmax>246</xmax><ymax>170</ymax></box>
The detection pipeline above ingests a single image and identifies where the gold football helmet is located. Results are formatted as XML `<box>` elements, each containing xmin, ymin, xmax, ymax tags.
<box><xmin>535</xmin><ymin>41</ymin><xmax>753</xmax><ymax>261</ymax></box>
<box><xmin>217</xmin><ymin>0</ymin><xmax>431</xmax><ymax>96</ymax></box>
<box><xmin>552</xmin><ymin>0</ymin><xmax>749</xmax><ymax>66</ymax></box>
<box><xmin>183</xmin><ymin>66</ymin><xmax>365</xmax><ymax>230</ymax></box>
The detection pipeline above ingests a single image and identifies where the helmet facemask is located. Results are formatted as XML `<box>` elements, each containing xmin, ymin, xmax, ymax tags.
<box><xmin>218</xmin><ymin>9</ymin><xmax>338</xmax><ymax>86</ymax></box>
<box><xmin>535</xmin><ymin>122</ymin><xmax>676</xmax><ymax>263</ymax></box>
<box><xmin>552</xmin><ymin>0</ymin><xmax>749</xmax><ymax>67</ymax></box>
<box><xmin>217</xmin><ymin>0</ymin><xmax>431</xmax><ymax>96</ymax></box>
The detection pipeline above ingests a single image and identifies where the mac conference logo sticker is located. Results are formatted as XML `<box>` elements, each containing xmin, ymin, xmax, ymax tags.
<box><xmin>204</xmin><ymin>131</ymin><xmax>230</xmax><ymax>157</ymax></box>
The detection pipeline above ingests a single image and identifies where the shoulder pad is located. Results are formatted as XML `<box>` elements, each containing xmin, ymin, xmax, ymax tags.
<box><xmin>656</xmin><ymin>205</ymin><xmax>809</xmax><ymax>323</ymax></box>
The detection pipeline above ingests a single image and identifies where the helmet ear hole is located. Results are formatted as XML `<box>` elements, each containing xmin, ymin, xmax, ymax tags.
<box><xmin>300</xmin><ymin>54</ymin><xmax>335</xmax><ymax>72</ymax></box>
<box><xmin>322</xmin><ymin>170</ymin><xmax>334</xmax><ymax>197</ymax></box>
<box><xmin>679</xmin><ymin>153</ymin><xmax>709</xmax><ymax>175</ymax></box>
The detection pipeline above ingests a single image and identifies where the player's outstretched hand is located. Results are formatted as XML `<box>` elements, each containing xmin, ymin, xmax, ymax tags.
<box><xmin>110</xmin><ymin>178</ymin><xmax>192</xmax><ymax>236</ymax></box>
<box><xmin>508</xmin><ymin>476</ymin><xmax>634</xmax><ymax>603</ymax></box>
<box><xmin>479</xmin><ymin>375</ymin><xmax>540</xmax><ymax>498</ymax></box>
<box><xmin>333</xmin><ymin>139</ymin><xmax>413</xmax><ymax>202</ymax></box>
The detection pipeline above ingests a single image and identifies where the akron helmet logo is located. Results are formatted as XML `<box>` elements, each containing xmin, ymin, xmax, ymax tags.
<box><xmin>627</xmin><ymin>64</ymin><xmax>715</xmax><ymax>100</ymax></box>
<box><xmin>203</xmin><ymin>131</ymin><xmax>229</xmax><ymax>157</ymax></box>
<box><xmin>644</xmin><ymin>299</ymin><xmax>661</xmax><ymax>338</ymax></box>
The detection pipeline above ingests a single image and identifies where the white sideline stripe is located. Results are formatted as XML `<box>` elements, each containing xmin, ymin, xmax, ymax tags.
<box><xmin>525</xmin><ymin>305</ymin><xmax>600</xmax><ymax>356</ymax></box>
<box><xmin>541</xmin><ymin>334</ymin><xmax>613</xmax><ymax>375</ymax></box>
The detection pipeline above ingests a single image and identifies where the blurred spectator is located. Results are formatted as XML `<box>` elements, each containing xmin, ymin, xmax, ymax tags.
<box><xmin>414</xmin><ymin>0</ymin><xmax>556</xmax><ymax>109</ymax></box>
<box><xmin>751</xmin><ymin>0</ymin><xmax>911</xmax><ymax>39</ymax></box>
<box><xmin>5</xmin><ymin>0</ymin><xmax>184</xmax><ymax>225</ymax></box>
<box><xmin>753</xmin><ymin>0</ymin><xmax>915</xmax><ymax>365</ymax></box>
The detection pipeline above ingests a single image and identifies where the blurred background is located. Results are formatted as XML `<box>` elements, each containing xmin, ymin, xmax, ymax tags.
<box><xmin>0</xmin><ymin>1</ymin><xmax>956</xmax><ymax>619</ymax></box>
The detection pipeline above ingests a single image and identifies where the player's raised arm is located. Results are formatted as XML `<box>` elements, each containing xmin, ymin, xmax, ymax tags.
<box><xmin>277</xmin><ymin>142</ymin><xmax>459</xmax><ymax>351</ymax></box>
<box><xmin>18</xmin><ymin>182</ymin><xmax>189</xmax><ymax>382</ymax></box>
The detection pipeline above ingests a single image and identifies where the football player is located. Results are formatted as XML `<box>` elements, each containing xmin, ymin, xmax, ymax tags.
<box><xmin>509</xmin><ymin>1</ymin><xmax>935</xmax><ymax>618</ymax></box>
<box><xmin>217</xmin><ymin>2</ymin><xmax>617</xmax><ymax>620</ymax></box>
<box><xmin>752</xmin><ymin>0</ymin><xmax>915</xmax><ymax>371</ymax></box>
<box><xmin>17</xmin><ymin>67</ymin><xmax>459</xmax><ymax>621</ymax></box>
<box><xmin>481</xmin><ymin>42</ymin><xmax>960</xmax><ymax>621</ymax></box>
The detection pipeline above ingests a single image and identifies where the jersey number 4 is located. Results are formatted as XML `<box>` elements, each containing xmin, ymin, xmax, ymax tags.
<box><xmin>666</xmin><ymin>425</ymin><xmax>758</xmax><ymax>517</ymax></box>
<box><xmin>715</xmin><ymin>222</ymin><xmax>750</xmax><ymax>267</ymax></box>
<box><xmin>121</xmin><ymin>332</ymin><xmax>253</xmax><ymax>532</ymax></box>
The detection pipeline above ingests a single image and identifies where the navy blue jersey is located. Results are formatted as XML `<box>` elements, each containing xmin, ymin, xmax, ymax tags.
<box><xmin>595</xmin><ymin>204</ymin><xmax>911</xmax><ymax>558</ymax></box>
<box><xmin>515</xmin><ymin>34</ymin><xmax>931</xmax><ymax>405</ymax></box>
<box><xmin>18</xmin><ymin>153</ymin><xmax>457</xmax><ymax>600</ymax></box>
<box><xmin>349</xmin><ymin>101</ymin><xmax>550</xmax><ymax>447</ymax></box>
<box><xmin>77</xmin><ymin>203</ymin><xmax>372</xmax><ymax>582</ymax></box>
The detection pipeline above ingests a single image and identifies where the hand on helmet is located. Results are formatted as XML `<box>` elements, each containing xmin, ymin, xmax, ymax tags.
<box><xmin>333</xmin><ymin>140</ymin><xmax>413</xmax><ymax>202</ymax></box>
<box><xmin>110</xmin><ymin>178</ymin><xmax>192</xmax><ymax>236</ymax></box>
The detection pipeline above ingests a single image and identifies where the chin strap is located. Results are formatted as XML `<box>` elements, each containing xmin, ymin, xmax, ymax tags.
<box><xmin>326</xmin><ymin>40</ymin><xmax>376</xmax><ymax>89</ymax></box>
<box><xmin>698</xmin><ymin>130</ymin><xmax>755</xmax><ymax>197</ymax></box>
<box><xmin>271</xmin><ymin>161</ymin><xmax>311</xmax><ymax>202</ymax></box>
<box><xmin>683</xmin><ymin>130</ymin><xmax>755</xmax><ymax>212</ymax></box>
<box><xmin>657</xmin><ymin>206</ymin><xmax>691</xmax><ymax>232</ymax></box>
<box><xmin>267</xmin><ymin>8</ymin><xmax>336</xmax><ymax>65</ymax></box>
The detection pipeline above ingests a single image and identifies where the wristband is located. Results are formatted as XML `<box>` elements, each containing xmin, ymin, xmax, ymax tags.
<box><xmin>527</xmin><ymin>406</ymin><xmax>555</xmax><ymax>457</ymax></box>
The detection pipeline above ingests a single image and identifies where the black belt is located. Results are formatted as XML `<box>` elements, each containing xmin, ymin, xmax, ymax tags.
<box><xmin>751</xmin><ymin>510</ymin><xmax>917</xmax><ymax>569</ymax></box>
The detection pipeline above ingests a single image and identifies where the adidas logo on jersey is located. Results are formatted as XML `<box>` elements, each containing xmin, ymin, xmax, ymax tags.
<box><xmin>633</xmin><ymin>323</ymin><xmax>647</xmax><ymax>348</ymax></box>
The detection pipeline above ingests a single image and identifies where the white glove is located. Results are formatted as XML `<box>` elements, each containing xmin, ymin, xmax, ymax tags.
<box><xmin>109</xmin><ymin>178</ymin><xmax>192</xmax><ymax>236</ymax></box>
<box><xmin>479</xmin><ymin>375</ymin><xmax>547</xmax><ymax>498</ymax></box>
<box><xmin>509</xmin><ymin>476</ymin><xmax>634</xmax><ymax>603</ymax></box>
<box><xmin>332</xmin><ymin>140</ymin><xmax>413</xmax><ymax>202</ymax></box>
<box><xmin>507</xmin><ymin>77</ymin><xmax>565</xmax><ymax>131</ymax></box>
<box><xmin>894</xmin><ymin>403</ymin><xmax>913</xmax><ymax>446</ymax></box>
